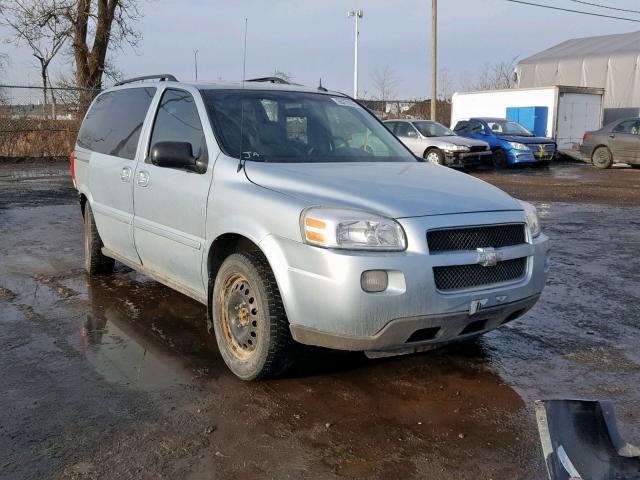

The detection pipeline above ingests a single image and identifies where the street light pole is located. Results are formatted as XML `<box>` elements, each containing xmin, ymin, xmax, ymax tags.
<box><xmin>431</xmin><ymin>0</ymin><xmax>437</xmax><ymax>121</ymax></box>
<box><xmin>193</xmin><ymin>49</ymin><xmax>199</xmax><ymax>81</ymax></box>
<box><xmin>348</xmin><ymin>9</ymin><xmax>363</xmax><ymax>99</ymax></box>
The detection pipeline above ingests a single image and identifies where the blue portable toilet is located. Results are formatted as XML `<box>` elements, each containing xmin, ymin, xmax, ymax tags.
<box><xmin>506</xmin><ymin>106</ymin><xmax>548</xmax><ymax>137</ymax></box>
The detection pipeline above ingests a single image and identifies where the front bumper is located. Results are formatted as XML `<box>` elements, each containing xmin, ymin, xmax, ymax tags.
<box><xmin>446</xmin><ymin>150</ymin><xmax>492</xmax><ymax>167</ymax></box>
<box><xmin>260</xmin><ymin>210</ymin><xmax>550</xmax><ymax>354</ymax></box>
<box><xmin>507</xmin><ymin>148</ymin><xmax>555</xmax><ymax>164</ymax></box>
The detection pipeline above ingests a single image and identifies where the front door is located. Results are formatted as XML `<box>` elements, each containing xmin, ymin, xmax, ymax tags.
<box><xmin>394</xmin><ymin>122</ymin><xmax>423</xmax><ymax>155</ymax></box>
<box><xmin>79</xmin><ymin>87</ymin><xmax>157</xmax><ymax>263</ymax></box>
<box><xmin>133</xmin><ymin>88</ymin><xmax>214</xmax><ymax>299</ymax></box>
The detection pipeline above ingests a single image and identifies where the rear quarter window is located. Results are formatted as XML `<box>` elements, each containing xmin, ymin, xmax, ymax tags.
<box><xmin>77</xmin><ymin>87</ymin><xmax>156</xmax><ymax>160</ymax></box>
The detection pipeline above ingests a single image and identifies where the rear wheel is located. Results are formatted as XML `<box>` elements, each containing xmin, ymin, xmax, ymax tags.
<box><xmin>424</xmin><ymin>148</ymin><xmax>445</xmax><ymax>166</ymax></box>
<box><xmin>492</xmin><ymin>149</ymin><xmax>506</xmax><ymax>168</ymax></box>
<box><xmin>592</xmin><ymin>146</ymin><xmax>613</xmax><ymax>169</ymax></box>
<box><xmin>212</xmin><ymin>251</ymin><xmax>297</xmax><ymax>380</ymax></box>
<box><xmin>84</xmin><ymin>203</ymin><xmax>114</xmax><ymax>275</ymax></box>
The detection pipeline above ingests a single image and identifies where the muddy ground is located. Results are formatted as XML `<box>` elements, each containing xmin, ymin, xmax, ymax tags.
<box><xmin>0</xmin><ymin>160</ymin><xmax>638</xmax><ymax>480</ymax></box>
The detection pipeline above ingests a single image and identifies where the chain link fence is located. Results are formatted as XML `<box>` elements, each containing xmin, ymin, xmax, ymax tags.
<box><xmin>0</xmin><ymin>85</ymin><xmax>99</xmax><ymax>160</ymax></box>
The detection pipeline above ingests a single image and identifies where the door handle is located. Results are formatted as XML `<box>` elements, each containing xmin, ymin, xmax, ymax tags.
<box><xmin>609</xmin><ymin>134</ymin><xmax>616</xmax><ymax>138</ymax></box>
<box><xmin>121</xmin><ymin>167</ymin><xmax>132</xmax><ymax>182</ymax></box>
<box><xmin>136</xmin><ymin>170</ymin><xmax>150</xmax><ymax>187</ymax></box>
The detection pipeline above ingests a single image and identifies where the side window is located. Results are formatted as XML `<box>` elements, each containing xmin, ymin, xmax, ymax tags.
<box><xmin>467</xmin><ymin>121</ymin><xmax>485</xmax><ymax>134</ymax></box>
<box><xmin>453</xmin><ymin>121</ymin><xmax>468</xmax><ymax>132</ymax></box>
<box><xmin>149</xmin><ymin>89</ymin><xmax>207</xmax><ymax>161</ymax></box>
<box><xmin>384</xmin><ymin>122</ymin><xmax>397</xmax><ymax>133</ymax></box>
<box><xmin>395</xmin><ymin>122</ymin><xmax>416</xmax><ymax>138</ymax></box>
<box><xmin>613</xmin><ymin>120</ymin><xmax>640</xmax><ymax>135</ymax></box>
<box><xmin>77</xmin><ymin>87</ymin><xmax>156</xmax><ymax>160</ymax></box>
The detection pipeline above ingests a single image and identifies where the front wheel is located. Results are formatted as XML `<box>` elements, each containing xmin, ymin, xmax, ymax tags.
<box><xmin>592</xmin><ymin>146</ymin><xmax>613</xmax><ymax>169</ymax></box>
<box><xmin>424</xmin><ymin>148</ymin><xmax>445</xmax><ymax>165</ymax></box>
<box><xmin>212</xmin><ymin>251</ymin><xmax>297</xmax><ymax>380</ymax></box>
<box><xmin>492</xmin><ymin>149</ymin><xmax>507</xmax><ymax>168</ymax></box>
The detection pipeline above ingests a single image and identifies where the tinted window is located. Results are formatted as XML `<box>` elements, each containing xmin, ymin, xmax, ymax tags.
<box><xmin>384</xmin><ymin>121</ymin><xmax>397</xmax><ymax>132</ymax></box>
<box><xmin>149</xmin><ymin>89</ymin><xmax>207</xmax><ymax>160</ymax></box>
<box><xmin>613</xmin><ymin>120</ymin><xmax>640</xmax><ymax>134</ymax></box>
<box><xmin>202</xmin><ymin>90</ymin><xmax>415</xmax><ymax>163</ymax></box>
<box><xmin>77</xmin><ymin>87</ymin><xmax>156</xmax><ymax>160</ymax></box>
<box><xmin>456</xmin><ymin>121</ymin><xmax>484</xmax><ymax>135</ymax></box>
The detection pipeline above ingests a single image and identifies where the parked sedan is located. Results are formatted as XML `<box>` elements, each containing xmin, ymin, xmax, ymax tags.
<box><xmin>453</xmin><ymin>118</ymin><xmax>556</xmax><ymax>167</ymax></box>
<box><xmin>384</xmin><ymin>119</ymin><xmax>492</xmax><ymax>167</ymax></box>
<box><xmin>580</xmin><ymin>118</ymin><xmax>640</xmax><ymax>169</ymax></box>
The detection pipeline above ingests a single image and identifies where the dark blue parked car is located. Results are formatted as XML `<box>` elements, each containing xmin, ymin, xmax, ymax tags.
<box><xmin>453</xmin><ymin>117</ymin><xmax>556</xmax><ymax>167</ymax></box>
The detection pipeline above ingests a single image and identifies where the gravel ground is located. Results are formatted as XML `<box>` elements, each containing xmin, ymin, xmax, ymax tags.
<box><xmin>0</xmin><ymin>160</ymin><xmax>638</xmax><ymax>480</ymax></box>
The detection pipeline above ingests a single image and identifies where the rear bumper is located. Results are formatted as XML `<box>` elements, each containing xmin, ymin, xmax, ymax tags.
<box><xmin>290</xmin><ymin>294</ymin><xmax>540</xmax><ymax>354</ymax></box>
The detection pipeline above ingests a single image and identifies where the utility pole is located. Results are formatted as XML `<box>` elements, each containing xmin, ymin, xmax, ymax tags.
<box><xmin>431</xmin><ymin>0</ymin><xmax>437</xmax><ymax>121</ymax></box>
<box><xmin>348</xmin><ymin>9</ymin><xmax>363</xmax><ymax>99</ymax></box>
<box><xmin>193</xmin><ymin>49</ymin><xmax>199</xmax><ymax>81</ymax></box>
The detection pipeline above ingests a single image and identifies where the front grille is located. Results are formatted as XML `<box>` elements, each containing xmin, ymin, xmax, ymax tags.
<box><xmin>433</xmin><ymin>257</ymin><xmax>527</xmax><ymax>291</ymax></box>
<box><xmin>529</xmin><ymin>143</ymin><xmax>555</xmax><ymax>152</ymax></box>
<box><xmin>427</xmin><ymin>224</ymin><xmax>526</xmax><ymax>253</ymax></box>
<box><xmin>468</xmin><ymin>145</ymin><xmax>488</xmax><ymax>153</ymax></box>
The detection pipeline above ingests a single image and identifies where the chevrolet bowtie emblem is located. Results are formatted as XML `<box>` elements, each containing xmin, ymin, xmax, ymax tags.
<box><xmin>477</xmin><ymin>247</ymin><xmax>499</xmax><ymax>267</ymax></box>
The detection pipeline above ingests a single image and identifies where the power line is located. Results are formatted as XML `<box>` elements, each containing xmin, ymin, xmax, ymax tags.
<box><xmin>503</xmin><ymin>0</ymin><xmax>640</xmax><ymax>22</ymax></box>
<box><xmin>566</xmin><ymin>0</ymin><xmax>640</xmax><ymax>15</ymax></box>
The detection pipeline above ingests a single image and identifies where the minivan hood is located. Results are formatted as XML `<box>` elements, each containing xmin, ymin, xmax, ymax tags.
<box><xmin>497</xmin><ymin>135</ymin><xmax>554</xmax><ymax>144</ymax></box>
<box><xmin>244</xmin><ymin>161</ymin><xmax>521</xmax><ymax>218</ymax></box>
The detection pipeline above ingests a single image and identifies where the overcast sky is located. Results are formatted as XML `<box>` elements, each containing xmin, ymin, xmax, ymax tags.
<box><xmin>1</xmin><ymin>0</ymin><xmax>639</xmax><ymax>98</ymax></box>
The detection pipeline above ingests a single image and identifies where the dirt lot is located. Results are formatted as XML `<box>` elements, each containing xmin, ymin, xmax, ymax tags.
<box><xmin>0</xmin><ymin>160</ymin><xmax>638</xmax><ymax>480</ymax></box>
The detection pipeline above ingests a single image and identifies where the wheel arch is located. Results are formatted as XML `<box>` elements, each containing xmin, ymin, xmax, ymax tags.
<box><xmin>205</xmin><ymin>232</ymin><xmax>280</xmax><ymax>334</ymax></box>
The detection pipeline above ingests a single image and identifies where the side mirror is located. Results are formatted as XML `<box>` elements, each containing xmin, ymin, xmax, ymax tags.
<box><xmin>150</xmin><ymin>142</ymin><xmax>206</xmax><ymax>173</ymax></box>
<box><xmin>406</xmin><ymin>130</ymin><xmax>418</xmax><ymax>138</ymax></box>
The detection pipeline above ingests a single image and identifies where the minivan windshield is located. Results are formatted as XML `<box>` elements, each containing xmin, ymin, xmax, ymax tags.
<box><xmin>413</xmin><ymin>120</ymin><xmax>456</xmax><ymax>137</ymax></box>
<box><xmin>486</xmin><ymin>120</ymin><xmax>534</xmax><ymax>137</ymax></box>
<box><xmin>201</xmin><ymin>90</ymin><xmax>416</xmax><ymax>163</ymax></box>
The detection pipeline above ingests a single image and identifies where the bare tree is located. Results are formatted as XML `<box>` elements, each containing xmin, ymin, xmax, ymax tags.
<box><xmin>460</xmin><ymin>56</ymin><xmax>518</xmax><ymax>91</ymax></box>
<box><xmin>56</xmin><ymin>0</ymin><xmax>142</xmax><ymax>106</ymax></box>
<box><xmin>370</xmin><ymin>65</ymin><xmax>399</xmax><ymax>118</ymax></box>
<box><xmin>272</xmin><ymin>70</ymin><xmax>294</xmax><ymax>83</ymax></box>
<box><xmin>0</xmin><ymin>0</ymin><xmax>70</xmax><ymax>108</ymax></box>
<box><xmin>437</xmin><ymin>66</ymin><xmax>456</xmax><ymax>102</ymax></box>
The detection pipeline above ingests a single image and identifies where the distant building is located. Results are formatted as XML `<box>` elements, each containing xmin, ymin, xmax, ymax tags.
<box><xmin>516</xmin><ymin>31</ymin><xmax>640</xmax><ymax>123</ymax></box>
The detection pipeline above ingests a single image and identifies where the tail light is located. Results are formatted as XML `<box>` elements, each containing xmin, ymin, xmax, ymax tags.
<box><xmin>70</xmin><ymin>150</ymin><xmax>77</xmax><ymax>189</ymax></box>
<box><xmin>582</xmin><ymin>132</ymin><xmax>589</xmax><ymax>143</ymax></box>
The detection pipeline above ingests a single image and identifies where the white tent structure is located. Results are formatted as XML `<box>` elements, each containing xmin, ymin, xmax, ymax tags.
<box><xmin>516</xmin><ymin>31</ymin><xmax>640</xmax><ymax>123</ymax></box>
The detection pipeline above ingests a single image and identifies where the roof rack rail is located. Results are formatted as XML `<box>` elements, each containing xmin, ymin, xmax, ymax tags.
<box><xmin>114</xmin><ymin>74</ymin><xmax>178</xmax><ymax>86</ymax></box>
<box><xmin>246</xmin><ymin>76</ymin><xmax>296</xmax><ymax>85</ymax></box>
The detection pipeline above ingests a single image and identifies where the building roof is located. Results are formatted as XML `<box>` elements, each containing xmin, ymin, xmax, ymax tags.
<box><xmin>519</xmin><ymin>30</ymin><xmax>640</xmax><ymax>64</ymax></box>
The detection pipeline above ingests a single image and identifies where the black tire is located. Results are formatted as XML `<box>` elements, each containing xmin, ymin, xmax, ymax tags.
<box><xmin>592</xmin><ymin>146</ymin><xmax>613</xmax><ymax>169</ymax></box>
<box><xmin>84</xmin><ymin>203</ymin><xmax>114</xmax><ymax>275</ymax></box>
<box><xmin>492</xmin><ymin>149</ymin><xmax>507</xmax><ymax>168</ymax></box>
<box><xmin>212</xmin><ymin>251</ymin><xmax>297</xmax><ymax>380</ymax></box>
<box><xmin>424</xmin><ymin>148</ymin><xmax>445</xmax><ymax>166</ymax></box>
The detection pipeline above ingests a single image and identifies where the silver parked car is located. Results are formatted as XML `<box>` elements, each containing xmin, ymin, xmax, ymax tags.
<box><xmin>580</xmin><ymin>117</ymin><xmax>640</xmax><ymax>169</ymax></box>
<box><xmin>72</xmin><ymin>75</ymin><xmax>550</xmax><ymax>380</ymax></box>
<box><xmin>384</xmin><ymin>119</ymin><xmax>492</xmax><ymax>167</ymax></box>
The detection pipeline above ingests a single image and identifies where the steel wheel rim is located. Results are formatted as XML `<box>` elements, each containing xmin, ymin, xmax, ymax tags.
<box><xmin>219</xmin><ymin>272</ymin><xmax>259</xmax><ymax>361</ymax></box>
<box><xmin>427</xmin><ymin>152</ymin><xmax>441</xmax><ymax>164</ymax></box>
<box><xmin>594</xmin><ymin>149</ymin><xmax>610</xmax><ymax>166</ymax></box>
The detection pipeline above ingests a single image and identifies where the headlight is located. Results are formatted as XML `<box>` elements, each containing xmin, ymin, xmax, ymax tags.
<box><xmin>301</xmin><ymin>207</ymin><xmax>407</xmax><ymax>251</ymax></box>
<box><xmin>518</xmin><ymin>200</ymin><xmax>541</xmax><ymax>238</ymax></box>
<box><xmin>508</xmin><ymin>141</ymin><xmax>529</xmax><ymax>151</ymax></box>
<box><xmin>445</xmin><ymin>144</ymin><xmax>470</xmax><ymax>152</ymax></box>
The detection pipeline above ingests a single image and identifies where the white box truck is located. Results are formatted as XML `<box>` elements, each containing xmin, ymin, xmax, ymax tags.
<box><xmin>450</xmin><ymin>86</ymin><xmax>604</xmax><ymax>157</ymax></box>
